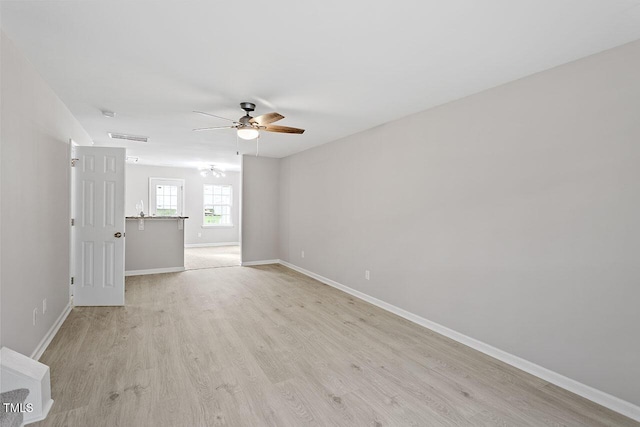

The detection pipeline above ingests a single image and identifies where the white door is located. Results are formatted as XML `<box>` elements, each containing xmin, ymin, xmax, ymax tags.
<box><xmin>69</xmin><ymin>140</ymin><xmax>77</xmax><ymax>298</ymax></box>
<box><xmin>74</xmin><ymin>146</ymin><xmax>126</xmax><ymax>306</ymax></box>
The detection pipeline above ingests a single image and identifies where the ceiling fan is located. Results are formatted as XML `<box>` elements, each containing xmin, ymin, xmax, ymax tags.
<box><xmin>193</xmin><ymin>102</ymin><xmax>305</xmax><ymax>140</ymax></box>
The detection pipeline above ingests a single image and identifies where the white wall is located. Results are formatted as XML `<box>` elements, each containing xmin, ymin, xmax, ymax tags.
<box><xmin>279</xmin><ymin>40</ymin><xmax>640</xmax><ymax>406</ymax></box>
<box><xmin>241</xmin><ymin>156</ymin><xmax>280</xmax><ymax>263</ymax></box>
<box><xmin>125</xmin><ymin>219</ymin><xmax>184</xmax><ymax>272</ymax></box>
<box><xmin>0</xmin><ymin>32</ymin><xmax>92</xmax><ymax>356</ymax></box>
<box><xmin>125</xmin><ymin>164</ymin><xmax>240</xmax><ymax>246</ymax></box>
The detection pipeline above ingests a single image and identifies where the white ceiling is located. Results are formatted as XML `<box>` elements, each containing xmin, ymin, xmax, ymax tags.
<box><xmin>2</xmin><ymin>1</ymin><xmax>640</xmax><ymax>171</ymax></box>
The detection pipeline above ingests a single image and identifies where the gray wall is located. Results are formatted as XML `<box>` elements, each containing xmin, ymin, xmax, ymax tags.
<box><xmin>125</xmin><ymin>219</ymin><xmax>184</xmax><ymax>271</ymax></box>
<box><xmin>125</xmin><ymin>164</ymin><xmax>240</xmax><ymax>245</ymax></box>
<box><xmin>279</xmin><ymin>40</ymin><xmax>640</xmax><ymax>405</ymax></box>
<box><xmin>241</xmin><ymin>156</ymin><xmax>280</xmax><ymax>263</ymax></box>
<box><xmin>1</xmin><ymin>32</ymin><xmax>92</xmax><ymax>356</ymax></box>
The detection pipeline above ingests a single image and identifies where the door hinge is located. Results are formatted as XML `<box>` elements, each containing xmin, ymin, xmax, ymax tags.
<box><xmin>71</xmin><ymin>218</ymin><xmax>75</xmax><ymax>226</ymax></box>
<box><xmin>71</xmin><ymin>277</ymin><xmax>75</xmax><ymax>285</ymax></box>
<box><xmin>71</xmin><ymin>158</ymin><xmax>79</xmax><ymax>167</ymax></box>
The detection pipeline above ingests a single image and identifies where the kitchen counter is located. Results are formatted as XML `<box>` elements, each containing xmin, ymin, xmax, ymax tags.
<box><xmin>124</xmin><ymin>217</ymin><xmax>188</xmax><ymax>275</ymax></box>
<box><xmin>125</xmin><ymin>216</ymin><xmax>189</xmax><ymax>219</ymax></box>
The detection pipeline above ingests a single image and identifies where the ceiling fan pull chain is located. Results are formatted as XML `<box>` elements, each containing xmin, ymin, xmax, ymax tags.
<box><xmin>256</xmin><ymin>134</ymin><xmax>260</xmax><ymax>157</ymax></box>
<box><xmin>236</xmin><ymin>133</ymin><xmax>239</xmax><ymax>155</ymax></box>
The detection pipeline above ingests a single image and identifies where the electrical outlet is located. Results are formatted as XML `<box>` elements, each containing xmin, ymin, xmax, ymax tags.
<box><xmin>33</xmin><ymin>308</ymin><xmax>38</xmax><ymax>326</ymax></box>
<box><xmin>365</xmin><ymin>270</ymin><xmax>370</xmax><ymax>280</ymax></box>
<box><xmin>43</xmin><ymin>298</ymin><xmax>47</xmax><ymax>315</ymax></box>
<box><xmin>301</xmin><ymin>250</ymin><xmax>305</xmax><ymax>258</ymax></box>
<box><xmin>197</xmin><ymin>232</ymin><xmax>202</xmax><ymax>238</ymax></box>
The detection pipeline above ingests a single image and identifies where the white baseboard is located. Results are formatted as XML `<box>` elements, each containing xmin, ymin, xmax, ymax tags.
<box><xmin>125</xmin><ymin>267</ymin><xmax>185</xmax><ymax>276</ymax></box>
<box><xmin>278</xmin><ymin>260</ymin><xmax>640</xmax><ymax>422</ymax></box>
<box><xmin>242</xmin><ymin>259</ymin><xmax>280</xmax><ymax>266</ymax></box>
<box><xmin>184</xmin><ymin>242</ymin><xmax>239</xmax><ymax>248</ymax></box>
<box><xmin>30</xmin><ymin>301</ymin><xmax>72</xmax><ymax>361</ymax></box>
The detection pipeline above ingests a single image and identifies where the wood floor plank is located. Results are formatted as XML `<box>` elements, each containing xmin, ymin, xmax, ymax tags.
<box><xmin>31</xmin><ymin>264</ymin><xmax>638</xmax><ymax>426</ymax></box>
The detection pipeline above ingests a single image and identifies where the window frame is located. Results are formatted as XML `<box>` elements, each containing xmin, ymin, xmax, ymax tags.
<box><xmin>202</xmin><ymin>184</ymin><xmax>233</xmax><ymax>228</ymax></box>
<box><xmin>148</xmin><ymin>178</ymin><xmax>185</xmax><ymax>217</ymax></box>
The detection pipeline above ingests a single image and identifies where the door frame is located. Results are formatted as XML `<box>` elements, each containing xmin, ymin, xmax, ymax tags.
<box><xmin>68</xmin><ymin>139</ymin><xmax>77</xmax><ymax>301</ymax></box>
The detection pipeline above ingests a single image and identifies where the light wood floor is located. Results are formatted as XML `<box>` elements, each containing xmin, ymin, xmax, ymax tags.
<box><xmin>35</xmin><ymin>265</ymin><xmax>637</xmax><ymax>426</ymax></box>
<box><xmin>184</xmin><ymin>245</ymin><xmax>240</xmax><ymax>270</ymax></box>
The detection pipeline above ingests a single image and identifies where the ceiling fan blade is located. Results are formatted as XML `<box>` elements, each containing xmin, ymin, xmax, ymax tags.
<box><xmin>192</xmin><ymin>126</ymin><xmax>236</xmax><ymax>132</ymax></box>
<box><xmin>250</xmin><ymin>112</ymin><xmax>285</xmax><ymax>125</ymax></box>
<box><xmin>263</xmin><ymin>124</ymin><xmax>305</xmax><ymax>134</ymax></box>
<box><xmin>193</xmin><ymin>111</ymin><xmax>237</xmax><ymax>123</ymax></box>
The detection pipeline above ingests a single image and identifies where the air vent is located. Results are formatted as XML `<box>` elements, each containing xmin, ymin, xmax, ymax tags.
<box><xmin>108</xmin><ymin>132</ymin><xmax>148</xmax><ymax>143</ymax></box>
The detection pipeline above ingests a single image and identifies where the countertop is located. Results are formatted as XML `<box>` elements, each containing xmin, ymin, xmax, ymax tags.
<box><xmin>126</xmin><ymin>216</ymin><xmax>189</xmax><ymax>219</ymax></box>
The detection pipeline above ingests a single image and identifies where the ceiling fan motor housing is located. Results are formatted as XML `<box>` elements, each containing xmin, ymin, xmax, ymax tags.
<box><xmin>239</xmin><ymin>102</ymin><xmax>257</xmax><ymax>126</ymax></box>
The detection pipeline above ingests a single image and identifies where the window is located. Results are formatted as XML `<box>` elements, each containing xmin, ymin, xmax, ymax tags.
<box><xmin>149</xmin><ymin>178</ymin><xmax>184</xmax><ymax>216</ymax></box>
<box><xmin>203</xmin><ymin>184</ymin><xmax>232</xmax><ymax>226</ymax></box>
<box><xmin>155</xmin><ymin>184</ymin><xmax>178</xmax><ymax>215</ymax></box>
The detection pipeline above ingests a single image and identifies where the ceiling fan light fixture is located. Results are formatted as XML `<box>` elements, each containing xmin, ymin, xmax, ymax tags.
<box><xmin>237</xmin><ymin>126</ymin><xmax>259</xmax><ymax>140</ymax></box>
